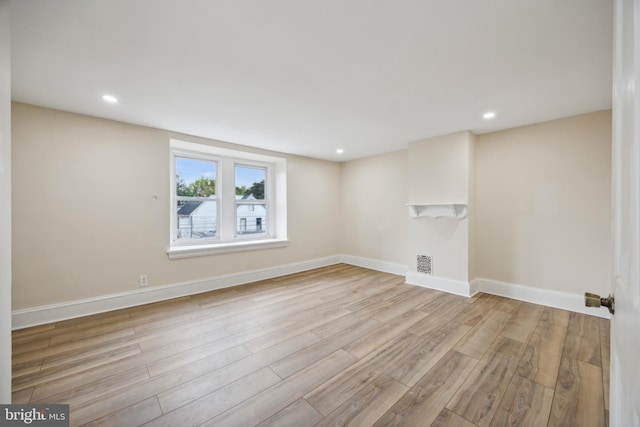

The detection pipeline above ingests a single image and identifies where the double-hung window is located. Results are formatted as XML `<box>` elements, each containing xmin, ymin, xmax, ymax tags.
<box><xmin>235</xmin><ymin>164</ymin><xmax>267</xmax><ymax>236</ymax></box>
<box><xmin>174</xmin><ymin>156</ymin><xmax>218</xmax><ymax>241</ymax></box>
<box><xmin>168</xmin><ymin>139</ymin><xmax>287</xmax><ymax>259</ymax></box>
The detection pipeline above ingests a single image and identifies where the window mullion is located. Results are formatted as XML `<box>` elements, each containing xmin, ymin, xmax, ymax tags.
<box><xmin>219</xmin><ymin>158</ymin><xmax>236</xmax><ymax>242</ymax></box>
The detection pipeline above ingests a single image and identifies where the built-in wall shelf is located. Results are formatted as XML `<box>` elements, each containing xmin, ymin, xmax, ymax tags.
<box><xmin>407</xmin><ymin>203</ymin><xmax>468</xmax><ymax>219</ymax></box>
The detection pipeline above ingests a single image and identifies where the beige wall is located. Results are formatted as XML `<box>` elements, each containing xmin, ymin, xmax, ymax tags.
<box><xmin>467</xmin><ymin>135</ymin><xmax>477</xmax><ymax>280</ymax></box>
<box><xmin>0</xmin><ymin>0</ymin><xmax>11</xmax><ymax>403</ymax></box>
<box><xmin>340</xmin><ymin>114</ymin><xmax>611</xmax><ymax>297</ymax></box>
<box><xmin>408</xmin><ymin>132</ymin><xmax>472</xmax><ymax>204</ymax></box>
<box><xmin>340</xmin><ymin>150</ymin><xmax>408</xmax><ymax>266</ymax></box>
<box><xmin>475</xmin><ymin>111</ymin><xmax>612</xmax><ymax>295</ymax></box>
<box><xmin>11</xmin><ymin>103</ymin><xmax>341</xmax><ymax>309</ymax></box>
<box><xmin>407</xmin><ymin>131</ymin><xmax>474</xmax><ymax>282</ymax></box>
<box><xmin>11</xmin><ymin>102</ymin><xmax>612</xmax><ymax>312</ymax></box>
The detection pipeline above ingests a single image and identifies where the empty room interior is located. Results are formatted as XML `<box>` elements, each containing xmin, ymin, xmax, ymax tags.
<box><xmin>2</xmin><ymin>0</ymin><xmax>634</xmax><ymax>426</ymax></box>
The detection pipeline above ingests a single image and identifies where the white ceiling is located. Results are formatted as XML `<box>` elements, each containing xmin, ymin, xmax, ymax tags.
<box><xmin>10</xmin><ymin>0</ymin><xmax>612</xmax><ymax>161</ymax></box>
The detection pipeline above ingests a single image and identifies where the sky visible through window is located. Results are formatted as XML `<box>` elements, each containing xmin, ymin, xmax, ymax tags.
<box><xmin>176</xmin><ymin>158</ymin><xmax>214</xmax><ymax>186</ymax></box>
<box><xmin>235</xmin><ymin>166</ymin><xmax>265</xmax><ymax>188</ymax></box>
<box><xmin>176</xmin><ymin>158</ymin><xmax>264</xmax><ymax>187</ymax></box>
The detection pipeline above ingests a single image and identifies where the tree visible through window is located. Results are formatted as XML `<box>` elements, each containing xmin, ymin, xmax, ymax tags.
<box><xmin>235</xmin><ymin>166</ymin><xmax>267</xmax><ymax>236</ymax></box>
<box><xmin>175</xmin><ymin>157</ymin><xmax>217</xmax><ymax>240</ymax></box>
<box><xmin>169</xmin><ymin>139</ymin><xmax>287</xmax><ymax>257</ymax></box>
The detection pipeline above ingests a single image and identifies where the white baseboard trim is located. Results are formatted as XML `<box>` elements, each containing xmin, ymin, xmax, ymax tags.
<box><xmin>13</xmin><ymin>256</ymin><xmax>609</xmax><ymax>329</ymax></box>
<box><xmin>472</xmin><ymin>277</ymin><xmax>611</xmax><ymax>319</ymax></box>
<box><xmin>339</xmin><ymin>254</ymin><xmax>407</xmax><ymax>276</ymax></box>
<box><xmin>405</xmin><ymin>271</ymin><xmax>477</xmax><ymax>298</ymax></box>
<box><xmin>12</xmin><ymin>255</ymin><xmax>342</xmax><ymax>330</ymax></box>
<box><xmin>404</xmin><ymin>273</ymin><xmax>610</xmax><ymax>319</ymax></box>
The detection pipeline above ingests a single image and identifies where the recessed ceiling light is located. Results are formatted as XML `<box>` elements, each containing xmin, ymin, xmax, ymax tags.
<box><xmin>336</xmin><ymin>148</ymin><xmax>344</xmax><ymax>154</ymax></box>
<box><xmin>102</xmin><ymin>94</ymin><xmax>118</xmax><ymax>103</ymax></box>
<box><xmin>483</xmin><ymin>111</ymin><xmax>496</xmax><ymax>119</ymax></box>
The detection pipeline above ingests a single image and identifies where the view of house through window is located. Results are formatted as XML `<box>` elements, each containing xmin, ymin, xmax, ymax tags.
<box><xmin>235</xmin><ymin>165</ymin><xmax>267</xmax><ymax>236</ymax></box>
<box><xmin>173</xmin><ymin>155</ymin><xmax>271</xmax><ymax>243</ymax></box>
<box><xmin>175</xmin><ymin>157</ymin><xmax>217</xmax><ymax>240</ymax></box>
<box><xmin>169</xmin><ymin>139</ymin><xmax>287</xmax><ymax>257</ymax></box>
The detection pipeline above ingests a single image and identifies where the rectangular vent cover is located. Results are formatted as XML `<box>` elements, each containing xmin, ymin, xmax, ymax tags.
<box><xmin>417</xmin><ymin>255</ymin><xmax>432</xmax><ymax>275</ymax></box>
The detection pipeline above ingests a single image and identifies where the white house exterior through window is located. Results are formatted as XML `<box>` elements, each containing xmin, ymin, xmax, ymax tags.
<box><xmin>168</xmin><ymin>139</ymin><xmax>288</xmax><ymax>259</ymax></box>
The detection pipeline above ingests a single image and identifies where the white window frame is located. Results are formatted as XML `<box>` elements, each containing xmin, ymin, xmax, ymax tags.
<box><xmin>234</xmin><ymin>162</ymin><xmax>270</xmax><ymax>239</ymax></box>
<box><xmin>168</xmin><ymin>139</ymin><xmax>288</xmax><ymax>259</ymax></box>
<box><xmin>172</xmin><ymin>153</ymin><xmax>220</xmax><ymax>244</ymax></box>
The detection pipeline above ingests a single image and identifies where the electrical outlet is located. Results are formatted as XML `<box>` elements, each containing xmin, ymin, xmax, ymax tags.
<box><xmin>139</xmin><ymin>275</ymin><xmax>149</xmax><ymax>287</ymax></box>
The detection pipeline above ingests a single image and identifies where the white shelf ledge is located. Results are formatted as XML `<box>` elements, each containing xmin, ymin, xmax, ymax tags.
<box><xmin>407</xmin><ymin>203</ymin><xmax>468</xmax><ymax>219</ymax></box>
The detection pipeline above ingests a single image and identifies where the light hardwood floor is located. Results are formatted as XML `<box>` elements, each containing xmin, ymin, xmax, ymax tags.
<box><xmin>12</xmin><ymin>264</ymin><xmax>609</xmax><ymax>426</ymax></box>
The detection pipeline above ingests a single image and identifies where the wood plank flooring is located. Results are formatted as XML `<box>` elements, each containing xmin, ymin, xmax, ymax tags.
<box><xmin>12</xmin><ymin>264</ymin><xmax>610</xmax><ymax>426</ymax></box>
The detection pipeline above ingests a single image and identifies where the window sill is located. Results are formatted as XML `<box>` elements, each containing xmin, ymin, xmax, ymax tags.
<box><xmin>167</xmin><ymin>239</ymin><xmax>289</xmax><ymax>260</ymax></box>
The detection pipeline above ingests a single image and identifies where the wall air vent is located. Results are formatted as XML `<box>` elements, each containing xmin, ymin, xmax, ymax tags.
<box><xmin>417</xmin><ymin>255</ymin><xmax>432</xmax><ymax>275</ymax></box>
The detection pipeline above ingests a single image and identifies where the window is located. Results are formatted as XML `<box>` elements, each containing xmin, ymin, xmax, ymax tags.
<box><xmin>168</xmin><ymin>139</ymin><xmax>288</xmax><ymax>259</ymax></box>
<box><xmin>235</xmin><ymin>165</ymin><xmax>267</xmax><ymax>236</ymax></box>
<box><xmin>175</xmin><ymin>157</ymin><xmax>218</xmax><ymax>240</ymax></box>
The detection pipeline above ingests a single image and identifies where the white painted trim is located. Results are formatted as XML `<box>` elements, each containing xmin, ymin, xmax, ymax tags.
<box><xmin>472</xmin><ymin>277</ymin><xmax>611</xmax><ymax>319</ymax></box>
<box><xmin>12</xmin><ymin>255</ymin><xmax>341</xmax><ymax>330</ymax></box>
<box><xmin>405</xmin><ymin>271</ymin><xmax>477</xmax><ymax>297</ymax></box>
<box><xmin>167</xmin><ymin>239</ymin><xmax>289</xmax><ymax>259</ymax></box>
<box><xmin>12</xmin><ymin>255</ymin><xmax>610</xmax><ymax>330</ymax></box>
<box><xmin>339</xmin><ymin>254</ymin><xmax>407</xmax><ymax>276</ymax></box>
<box><xmin>0</xmin><ymin>0</ymin><xmax>12</xmax><ymax>403</ymax></box>
<box><xmin>403</xmin><ymin>272</ymin><xmax>611</xmax><ymax>318</ymax></box>
<box><xmin>169</xmin><ymin>138</ymin><xmax>287</xmax><ymax>254</ymax></box>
